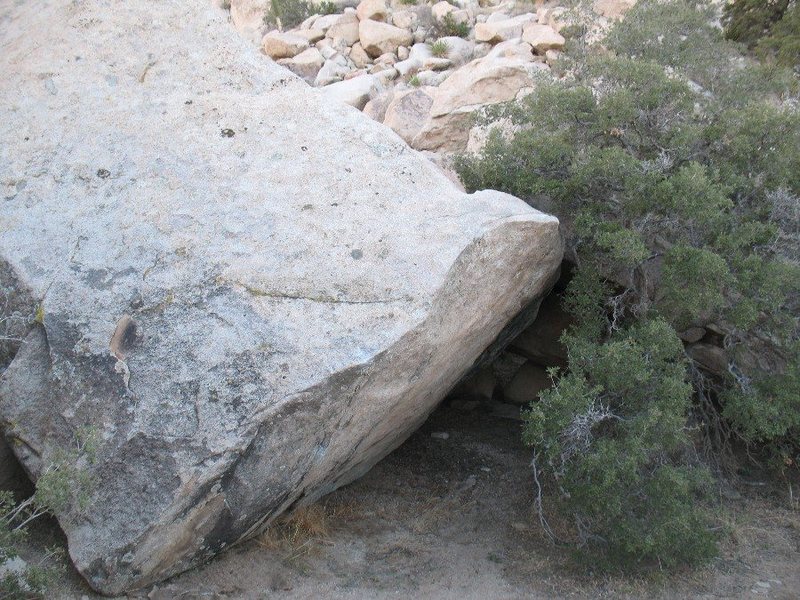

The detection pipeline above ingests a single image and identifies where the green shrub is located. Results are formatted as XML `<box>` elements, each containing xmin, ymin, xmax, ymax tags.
<box><xmin>456</xmin><ymin>0</ymin><xmax>800</xmax><ymax>570</ymax></box>
<box><xmin>430</xmin><ymin>39</ymin><xmax>449</xmax><ymax>58</ymax></box>
<box><xmin>433</xmin><ymin>13</ymin><xmax>470</xmax><ymax>38</ymax></box>
<box><xmin>523</xmin><ymin>317</ymin><xmax>718</xmax><ymax>569</ymax></box>
<box><xmin>265</xmin><ymin>0</ymin><xmax>336</xmax><ymax>29</ymax></box>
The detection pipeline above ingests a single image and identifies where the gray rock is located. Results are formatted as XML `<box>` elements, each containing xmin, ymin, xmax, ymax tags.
<box><xmin>502</xmin><ymin>361</ymin><xmax>551</xmax><ymax>405</ymax></box>
<box><xmin>0</xmin><ymin>0</ymin><xmax>562</xmax><ymax>594</ymax></box>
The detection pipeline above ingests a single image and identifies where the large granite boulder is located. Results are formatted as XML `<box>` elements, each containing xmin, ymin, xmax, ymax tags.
<box><xmin>0</xmin><ymin>0</ymin><xmax>562</xmax><ymax>594</ymax></box>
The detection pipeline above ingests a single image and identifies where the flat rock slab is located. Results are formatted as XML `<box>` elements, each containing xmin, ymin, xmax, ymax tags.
<box><xmin>0</xmin><ymin>0</ymin><xmax>562</xmax><ymax>594</ymax></box>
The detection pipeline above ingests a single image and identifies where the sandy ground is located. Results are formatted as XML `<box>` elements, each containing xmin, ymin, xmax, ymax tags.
<box><xmin>25</xmin><ymin>399</ymin><xmax>800</xmax><ymax>600</ymax></box>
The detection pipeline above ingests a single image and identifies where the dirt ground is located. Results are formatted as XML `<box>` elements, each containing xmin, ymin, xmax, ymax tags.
<box><xmin>29</xmin><ymin>399</ymin><xmax>800</xmax><ymax>600</ymax></box>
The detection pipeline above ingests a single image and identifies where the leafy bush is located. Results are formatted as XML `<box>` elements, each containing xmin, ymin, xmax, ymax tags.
<box><xmin>456</xmin><ymin>0</ymin><xmax>800</xmax><ymax>569</ymax></box>
<box><xmin>756</xmin><ymin>3</ymin><xmax>800</xmax><ymax>71</ymax></box>
<box><xmin>524</xmin><ymin>317</ymin><xmax>718</xmax><ymax>569</ymax></box>
<box><xmin>723</xmin><ymin>0</ymin><xmax>791</xmax><ymax>48</ymax></box>
<box><xmin>433</xmin><ymin>13</ymin><xmax>470</xmax><ymax>39</ymax></box>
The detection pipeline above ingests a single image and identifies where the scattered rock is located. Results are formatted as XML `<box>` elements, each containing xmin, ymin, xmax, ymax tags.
<box><xmin>326</xmin><ymin>12</ymin><xmax>361</xmax><ymax>46</ymax></box>
<box><xmin>502</xmin><ymin>361</ymin><xmax>551</xmax><ymax>405</ymax></box>
<box><xmin>412</xmin><ymin>41</ymin><xmax>546</xmax><ymax>152</ymax></box>
<box><xmin>262</xmin><ymin>31</ymin><xmax>309</xmax><ymax>59</ymax></box>
<box><xmin>475</xmin><ymin>13</ymin><xmax>536</xmax><ymax>44</ymax></box>
<box><xmin>383</xmin><ymin>88</ymin><xmax>435</xmax><ymax>144</ymax></box>
<box><xmin>359</xmin><ymin>19</ymin><xmax>413</xmax><ymax>58</ymax></box>
<box><xmin>356</xmin><ymin>0</ymin><xmax>390</xmax><ymax>22</ymax></box>
<box><xmin>522</xmin><ymin>23</ymin><xmax>565</xmax><ymax>53</ymax></box>
<box><xmin>431</xmin><ymin>431</ymin><xmax>450</xmax><ymax>440</ymax></box>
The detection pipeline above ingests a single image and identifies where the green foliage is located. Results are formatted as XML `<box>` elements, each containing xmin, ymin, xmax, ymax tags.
<box><xmin>658</xmin><ymin>246</ymin><xmax>733</xmax><ymax>329</ymax></box>
<box><xmin>721</xmin><ymin>341</ymin><xmax>800</xmax><ymax>459</ymax></box>
<box><xmin>433</xmin><ymin>13</ymin><xmax>470</xmax><ymax>38</ymax></box>
<box><xmin>723</xmin><ymin>0</ymin><xmax>790</xmax><ymax>48</ymax></box>
<box><xmin>430</xmin><ymin>39</ymin><xmax>449</xmax><ymax>59</ymax></box>
<box><xmin>524</xmin><ymin>317</ymin><xmax>718</xmax><ymax>569</ymax></box>
<box><xmin>265</xmin><ymin>0</ymin><xmax>336</xmax><ymax>29</ymax></box>
<box><xmin>455</xmin><ymin>0</ymin><xmax>800</xmax><ymax>570</ymax></box>
<box><xmin>408</xmin><ymin>74</ymin><xmax>421</xmax><ymax>87</ymax></box>
<box><xmin>756</xmin><ymin>3</ymin><xmax>800</xmax><ymax>70</ymax></box>
<box><xmin>0</xmin><ymin>428</ymin><xmax>97</xmax><ymax>599</ymax></box>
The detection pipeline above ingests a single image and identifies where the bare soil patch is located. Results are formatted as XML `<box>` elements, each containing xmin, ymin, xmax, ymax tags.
<box><xmin>32</xmin><ymin>400</ymin><xmax>800</xmax><ymax>599</ymax></box>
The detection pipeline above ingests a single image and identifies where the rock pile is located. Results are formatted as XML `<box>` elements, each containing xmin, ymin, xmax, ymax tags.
<box><xmin>230</xmin><ymin>0</ymin><xmax>642</xmax><ymax>153</ymax></box>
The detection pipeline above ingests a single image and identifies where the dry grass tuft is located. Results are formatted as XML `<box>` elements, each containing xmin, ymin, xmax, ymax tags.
<box><xmin>257</xmin><ymin>503</ymin><xmax>331</xmax><ymax>562</ymax></box>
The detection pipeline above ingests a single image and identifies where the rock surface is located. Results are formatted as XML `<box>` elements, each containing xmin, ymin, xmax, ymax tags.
<box><xmin>0</xmin><ymin>0</ymin><xmax>562</xmax><ymax>595</ymax></box>
<box><xmin>229</xmin><ymin>0</ymin><xmax>269</xmax><ymax>44</ymax></box>
<box><xmin>359</xmin><ymin>19</ymin><xmax>413</xmax><ymax>58</ymax></box>
<box><xmin>262</xmin><ymin>30</ymin><xmax>310</xmax><ymax>59</ymax></box>
<box><xmin>413</xmin><ymin>41</ymin><xmax>547</xmax><ymax>152</ymax></box>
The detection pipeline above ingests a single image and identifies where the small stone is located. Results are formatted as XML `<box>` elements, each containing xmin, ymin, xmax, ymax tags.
<box><xmin>430</xmin><ymin>431</ymin><xmax>449</xmax><ymax>440</ymax></box>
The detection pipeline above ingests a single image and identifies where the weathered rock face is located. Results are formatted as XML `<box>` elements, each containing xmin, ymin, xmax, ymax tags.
<box><xmin>0</xmin><ymin>0</ymin><xmax>562</xmax><ymax>595</ymax></box>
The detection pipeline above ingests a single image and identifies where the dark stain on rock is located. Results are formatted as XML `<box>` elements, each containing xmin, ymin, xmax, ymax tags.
<box><xmin>96</xmin><ymin>168</ymin><xmax>110</xmax><ymax>179</ymax></box>
<box><xmin>110</xmin><ymin>315</ymin><xmax>138</xmax><ymax>359</ymax></box>
<box><xmin>220</xmin><ymin>128</ymin><xmax>235</xmax><ymax>138</ymax></box>
<box><xmin>351</xmin><ymin>249</ymin><xmax>363</xmax><ymax>260</ymax></box>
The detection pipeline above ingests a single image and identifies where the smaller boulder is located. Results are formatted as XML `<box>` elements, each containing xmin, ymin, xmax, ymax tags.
<box><xmin>349</xmin><ymin>42</ymin><xmax>372</xmax><ymax>68</ymax></box>
<box><xmin>503</xmin><ymin>362</ymin><xmax>552</xmax><ymax>405</ymax></box>
<box><xmin>363</xmin><ymin>89</ymin><xmax>395</xmax><ymax>121</ymax></box>
<box><xmin>277</xmin><ymin>47</ymin><xmax>325</xmax><ymax>83</ymax></box>
<box><xmin>474</xmin><ymin>13</ymin><xmax>536</xmax><ymax>44</ymax></box>
<box><xmin>326</xmin><ymin>13</ymin><xmax>361</xmax><ymax>46</ymax></box>
<box><xmin>383</xmin><ymin>87</ymin><xmax>434</xmax><ymax>144</ymax></box>
<box><xmin>522</xmin><ymin>23</ymin><xmax>565</xmax><ymax>53</ymax></box>
<box><xmin>437</xmin><ymin>36</ymin><xmax>474</xmax><ymax>65</ymax></box>
<box><xmin>431</xmin><ymin>1</ymin><xmax>458</xmax><ymax>21</ymax></box>
<box><xmin>262</xmin><ymin>31</ymin><xmax>310</xmax><ymax>59</ymax></box>
<box><xmin>356</xmin><ymin>0</ymin><xmax>390</xmax><ymax>22</ymax></box>
<box><xmin>321</xmin><ymin>73</ymin><xmax>384</xmax><ymax>109</ymax></box>
<box><xmin>314</xmin><ymin>53</ymin><xmax>353</xmax><ymax>85</ymax></box>
<box><xmin>293</xmin><ymin>28</ymin><xmax>326</xmax><ymax>43</ymax></box>
<box><xmin>359</xmin><ymin>19</ymin><xmax>413</xmax><ymax>58</ymax></box>
<box><xmin>391</xmin><ymin>9</ymin><xmax>418</xmax><ymax>30</ymax></box>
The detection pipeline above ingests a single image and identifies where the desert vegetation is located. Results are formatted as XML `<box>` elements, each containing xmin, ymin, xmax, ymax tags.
<box><xmin>456</xmin><ymin>0</ymin><xmax>799</xmax><ymax>571</ymax></box>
